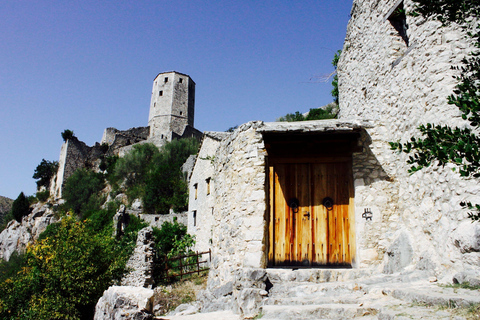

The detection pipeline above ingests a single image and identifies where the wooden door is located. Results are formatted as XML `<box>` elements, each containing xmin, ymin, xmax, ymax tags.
<box><xmin>268</xmin><ymin>161</ymin><xmax>354</xmax><ymax>267</ymax></box>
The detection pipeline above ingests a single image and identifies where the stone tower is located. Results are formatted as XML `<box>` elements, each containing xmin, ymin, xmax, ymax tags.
<box><xmin>148</xmin><ymin>71</ymin><xmax>196</xmax><ymax>142</ymax></box>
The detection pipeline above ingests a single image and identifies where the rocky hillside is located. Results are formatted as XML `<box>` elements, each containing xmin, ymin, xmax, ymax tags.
<box><xmin>0</xmin><ymin>196</ymin><xmax>13</xmax><ymax>214</ymax></box>
<box><xmin>0</xmin><ymin>196</ymin><xmax>13</xmax><ymax>224</ymax></box>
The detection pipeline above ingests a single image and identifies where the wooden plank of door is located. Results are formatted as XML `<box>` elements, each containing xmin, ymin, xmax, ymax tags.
<box><xmin>328</xmin><ymin>163</ymin><xmax>340</xmax><ymax>264</ymax></box>
<box><xmin>312</xmin><ymin>163</ymin><xmax>328</xmax><ymax>265</ymax></box>
<box><xmin>268</xmin><ymin>165</ymin><xmax>275</xmax><ymax>265</ymax></box>
<box><xmin>296</xmin><ymin>164</ymin><xmax>311</xmax><ymax>266</ymax></box>
<box><xmin>274</xmin><ymin>164</ymin><xmax>287</xmax><ymax>265</ymax></box>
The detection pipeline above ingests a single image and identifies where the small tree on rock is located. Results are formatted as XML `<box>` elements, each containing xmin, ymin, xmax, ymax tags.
<box><xmin>11</xmin><ymin>192</ymin><xmax>30</xmax><ymax>222</ymax></box>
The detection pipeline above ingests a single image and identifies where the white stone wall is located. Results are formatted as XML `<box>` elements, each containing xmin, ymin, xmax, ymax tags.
<box><xmin>188</xmin><ymin>133</ymin><xmax>225</xmax><ymax>255</ymax></box>
<box><xmin>339</xmin><ymin>0</ymin><xmax>480</xmax><ymax>277</ymax></box>
<box><xmin>206</xmin><ymin>122</ymin><xmax>268</xmax><ymax>292</ymax></box>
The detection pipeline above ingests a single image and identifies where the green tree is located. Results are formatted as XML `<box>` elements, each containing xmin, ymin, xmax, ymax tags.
<box><xmin>143</xmin><ymin>138</ymin><xmax>199</xmax><ymax>214</ymax></box>
<box><xmin>63</xmin><ymin>169</ymin><xmax>105</xmax><ymax>216</ymax></box>
<box><xmin>11</xmin><ymin>192</ymin><xmax>30</xmax><ymax>222</ymax></box>
<box><xmin>390</xmin><ymin>0</ymin><xmax>480</xmax><ymax>219</ymax></box>
<box><xmin>0</xmin><ymin>215</ymin><xmax>132</xmax><ymax>320</ymax></box>
<box><xmin>112</xmin><ymin>143</ymin><xmax>160</xmax><ymax>194</ymax></box>
<box><xmin>277</xmin><ymin>111</ymin><xmax>305</xmax><ymax>122</ymax></box>
<box><xmin>33</xmin><ymin>159</ymin><xmax>58</xmax><ymax>189</ymax></box>
<box><xmin>61</xmin><ymin>129</ymin><xmax>75</xmax><ymax>142</ymax></box>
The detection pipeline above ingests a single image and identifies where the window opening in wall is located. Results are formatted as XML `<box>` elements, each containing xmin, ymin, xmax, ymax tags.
<box><xmin>180</xmin><ymin>111</ymin><xmax>183</xmax><ymax>116</ymax></box>
<box><xmin>193</xmin><ymin>211</ymin><xmax>197</xmax><ymax>226</ymax></box>
<box><xmin>387</xmin><ymin>1</ymin><xmax>409</xmax><ymax>46</ymax></box>
<box><xmin>194</xmin><ymin>183</ymin><xmax>198</xmax><ymax>200</ymax></box>
<box><xmin>179</xmin><ymin>78</ymin><xmax>183</xmax><ymax>83</ymax></box>
<box><xmin>159</xmin><ymin>90</ymin><xmax>163</xmax><ymax>96</ymax></box>
<box><xmin>206</xmin><ymin>178</ymin><xmax>211</xmax><ymax>195</ymax></box>
<box><xmin>155</xmin><ymin>217</ymin><xmax>159</xmax><ymax>222</ymax></box>
<box><xmin>164</xmin><ymin>77</ymin><xmax>168</xmax><ymax>83</ymax></box>
<box><xmin>154</xmin><ymin>102</ymin><xmax>156</xmax><ymax>108</ymax></box>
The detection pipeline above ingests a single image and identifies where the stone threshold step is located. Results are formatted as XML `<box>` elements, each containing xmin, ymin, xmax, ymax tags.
<box><xmin>266</xmin><ymin>268</ymin><xmax>372</xmax><ymax>284</ymax></box>
<box><xmin>261</xmin><ymin>303</ymin><xmax>378</xmax><ymax>320</ymax></box>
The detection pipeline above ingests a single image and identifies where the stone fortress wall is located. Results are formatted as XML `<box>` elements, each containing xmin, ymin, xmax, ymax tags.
<box><xmin>50</xmin><ymin>71</ymin><xmax>202</xmax><ymax>199</ymax></box>
<box><xmin>338</xmin><ymin>0</ymin><xmax>480</xmax><ymax>275</ymax></box>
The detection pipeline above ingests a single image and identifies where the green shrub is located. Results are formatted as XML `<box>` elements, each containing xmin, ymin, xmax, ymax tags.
<box><xmin>63</xmin><ymin>169</ymin><xmax>105</xmax><ymax>216</ymax></box>
<box><xmin>113</xmin><ymin>143</ymin><xmax>160</xmax><ymax>190</ymax></box>
<box><xmin>61</xmin><ymin>129</ymin><xmax>75</xmax><ymax>142</ymax></box>
<box><xmin>143</xmin><ymin>138</ymin><xmax>199</xmax><ymax>214</ymax></box>
<box><xmin>11</xmin><ymin>192</ymin><xmax>30</xmax><ymax>222</ymax></box>
<box><xmin>36</xmin><ymin>190</ymin><xmax>50</xmax><ymax>202</ymax></box>
<box><xmin>33</xmin><ymin>159</ymin><xmax>58</xmax><ymax>189</ymax></box>
<box><xmin>0</xmin><ymin>212</ymin><xmax>144</xmax><ymax>320</ymax></box>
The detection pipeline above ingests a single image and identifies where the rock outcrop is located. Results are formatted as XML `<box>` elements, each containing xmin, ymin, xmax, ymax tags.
<box><xmin>0</xmin><ymin>202</ymin><xmax>57</xmax><ymax>261</ymax></box>
<box><xmin>94</xmin><ymin>286</ymin><xmax>154</xmax><ymax>320</ymax></box>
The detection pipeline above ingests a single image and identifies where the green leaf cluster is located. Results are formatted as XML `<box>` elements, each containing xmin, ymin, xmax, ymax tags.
<box><xmin>152</xmin><ymin>219</ymin><xmax>196</xmax><ymax>283</ymax></box>
<box><xmin>32</xmin><ymin>159</ymin><xmax>58</xmax><ymax>189</ymax></box>
<box><xmin>63</xmin><ymin>169</ymin><xmax>105</xmax><ymax>217</ymax></box>
<box><xmin>331</xmin><ymin>50</ymin><xmax>341</xmax><ymax>104</ymax></box>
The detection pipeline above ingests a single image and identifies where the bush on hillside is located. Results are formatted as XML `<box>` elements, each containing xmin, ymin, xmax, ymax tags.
<box><xmin>143</xmin><ymin>138</ymin><xmax>199</xmax><ymax>214</ymax></box>
<box><xmin>63</xmin><ymin>169</ymin><xmax>105</xmax><ymax>216</ymax></box>
<box><xmin>0</xmin><ymin>209</ymin><xmax>144</xmax><ymax>320</ymax></box>
<box><xmin>11</xmin><ymin>192</ymin><xmax>30</xmax><ymax>222</ymax></box>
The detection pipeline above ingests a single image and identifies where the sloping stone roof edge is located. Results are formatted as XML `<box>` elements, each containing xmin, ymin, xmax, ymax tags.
<box><xmin>257</xmin><ymin>118</ymin><xmax>373</xmax><ymax>133</ymax></box>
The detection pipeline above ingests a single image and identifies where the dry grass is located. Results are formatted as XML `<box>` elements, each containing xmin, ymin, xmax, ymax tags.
<box><xmin>153</xmin><ymin>274</ymin><xmax>208</xmax><ymax>316</ymax></box>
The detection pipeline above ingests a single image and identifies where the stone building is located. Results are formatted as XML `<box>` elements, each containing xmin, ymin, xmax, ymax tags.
<box><xmin>148</xmin><ymin>71</ymin><xmax>201</xmax><ymax>144</ymax></box>
<box><xmin>51</xmin><ymin>71</ymin><xmax>201</xmax><ymax>198</ymax></box>
<box><xmin>187</xmin><ymin>0</ymin><xmax>480</xmax><ymax>315</ymax></box>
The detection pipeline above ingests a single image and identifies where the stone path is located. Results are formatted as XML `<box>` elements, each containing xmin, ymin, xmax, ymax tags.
<box><xmin>162</xmin><ymin>269</ymin><xmax>480</xmax><ymax>320</ymax></box>
<box><xmin>159</xmin><ymin>310</ymin><xmax>240</xmax><ymax>320</ymax></box>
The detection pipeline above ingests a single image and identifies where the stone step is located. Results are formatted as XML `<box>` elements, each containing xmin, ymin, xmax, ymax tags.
<box><xmin>390</xmin><ymin>285</ymin><xmax>480</xmax><ymax>308</ymax></box>
<box><xmin>266</xmin><ymin>268</ymin><xmax>372</xmax><ymax>284</ymax></box>
<box><xmin>260</xmin><ymin>303</ymin><xmax>379</xmax><ymax>320</ymax></box>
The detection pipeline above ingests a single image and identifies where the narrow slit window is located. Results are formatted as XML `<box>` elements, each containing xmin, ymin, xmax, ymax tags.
<box><xmin>164</xmin><ymin>77</ymin><xmax>168</xmax><ymax>83</ymax></box>
<box><xmin>193</xmin><ymin>211</ymin><xmax>197</xmax><ymax>226</ymax></box>
<box><xmin>179</xmin><ymin>78</ymin><xmax>183</xmax><ymax>83</ymax></box>
<box><xmin>180</xmin><ymin>111</ymin><xmax>183</xmax><ymax>116</ymax></box>
<box><xmin>206</xmin><ymin>178</ymin><xmax>211</xmax><ymax>195</ymax></box>
<box><xmin>388</xmin><ymin>1</ymin><xmax>409</xmax><ymax>46</ymax></box>
<box><xmin>194</xmin><ymin>183</ymin><xmax>198</xmax><ymax>200</ymax></box>
<box><xmin>159</xmin><ymin>90</ymin><xmax>163</xmax><ymax>96</ymax></box>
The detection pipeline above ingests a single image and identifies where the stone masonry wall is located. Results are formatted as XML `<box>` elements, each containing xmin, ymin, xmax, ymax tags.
<box><xmin>201</xmin><ymin>122</ymin><xmax>267</xmax><ymax>311</ymax></box>
<box><xmin>338</xmin><ymin>0</ymin><xmax>480</xmax><ymax>277</ymax></box>
<box><xmin>188</xmin><ymin>133</ymin><xmax>228</xmax><ymax>255</ymax></box>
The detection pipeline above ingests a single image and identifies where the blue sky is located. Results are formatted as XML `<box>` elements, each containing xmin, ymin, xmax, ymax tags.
<box><xmin>0</xmin><ymin>0</ymin><xmax>353</xmax><ymax>199</ymax></box>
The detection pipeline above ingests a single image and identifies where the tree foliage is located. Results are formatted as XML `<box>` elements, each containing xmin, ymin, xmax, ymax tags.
<box><xmin>63</xmin><ymin>169</ymin><xmax>105</xmax><ymax>216</ymax></box>
<box><xmin>143</xmin><ymin>138</ymin><xmax>199</xmax><ymax>214</ymax></box>
<box><xmin>391</xmin><ymin>0</ymin><xmax>480</xmax><ymax>220</ymax></box>
<box><xmin>11</xmin><ymin>192</ymin><xmax>30</xmax><ymax>222</ymax></box>
<box><xmin>0</xmin><ymin>208</ymin><xmax>144</xmax><ymax>320</ymax></box>
<box><xmin>33</xmin><ymin>159</ymin><xmax>58</xmax><ymax>189</ymax></box>
<box><xmin>61</xmin><ymin>129</ymin><xmax>75</xmax><ymax>142</ymax></box>
<box><xmin>277</xmin><ymin>104</ymin><xmax>337</xmax><ymax>122</ymax></box>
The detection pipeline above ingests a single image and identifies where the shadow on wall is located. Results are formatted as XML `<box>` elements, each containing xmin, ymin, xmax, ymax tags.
<box><xmin>353</xmin><ymin>129</ymin><xmax>392</xmax><ymax>186</ymax></box>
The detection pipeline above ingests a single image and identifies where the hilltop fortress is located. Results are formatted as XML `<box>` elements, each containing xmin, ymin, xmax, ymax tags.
<box><xmin>50</xmin><ymin>71</ymin><xmax>201</xmax><ymax>199</ymax></box>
